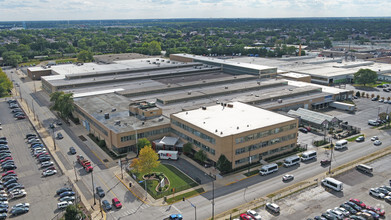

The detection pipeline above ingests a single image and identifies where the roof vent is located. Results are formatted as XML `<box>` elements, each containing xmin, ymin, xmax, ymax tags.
<box><xmin>202</xmin><ymin>106</ymin><xmax>207</xmax><ymax>110</ymax></box>
<box><xmin>257</xmin><ymin>82</ymin><xmax>260</xmax><ymax>85</ymax></box>
<box><xmin>99</xmin><ymin>110</ymin><xmax>102</xmax><ymax>113</ymax></box>
<box><xmin>115</xmin><ymin>120</ymin><xmax>121</xmax><ymax>125</ymax></box>
<box><xmin>215</xmin><ymin>129</ymin><xmax>218</xmax><ymax>132</ymax></box>
<box><xmin>158</xmin><ymin>117</ymin><xmax>164</xmax><ymax>121</ymax></box>
<box><xmin>225</xmin><ymin>86</ymin><xmax>228</xmax><ymax>89</ymax></box>
<box><xmin>188</xmin><ymin>91</ymin><xmax>192</xmax><ymax>95</ymax></box>
<box><xmin>142</xmin><ymin>122</ymin><xmax>145</xmax><ymax>125</ymax></box>
<box><xmin>237</xmin><ymin>126</ymin><xmax>239</xmax><ymax>130</ymax></box>
<box><xmin>220</xmin><ymin>131</ymin><xmax>223</xmax><ymax>135</ymax></box>
<box><xmin>227</xmin><ymin>104</ymin><xmax>233</xmax><ymax>108</ymax></box>
<box><xmin>247</xmin><ymin>125</ymin><xmax>249</xmax><ymax>127</ymax></box>
<box><xmin>186</xmin><ymin>112</ymin><xmax>188</xmax><ymax>115</ymax></box>
<box><xmin>111</xmin><ymin>108</ymin><xmax>116</xmax><ymax>112</ymax></box>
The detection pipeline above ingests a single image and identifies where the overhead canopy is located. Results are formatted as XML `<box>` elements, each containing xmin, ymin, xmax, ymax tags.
<box><xmin>288</xmin><ymin>108</ymin><xmax>339</xmax><ymax>127</ymax></box>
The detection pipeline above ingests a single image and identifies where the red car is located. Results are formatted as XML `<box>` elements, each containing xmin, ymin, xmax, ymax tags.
<box><xmin>112</xmin><ymin>198</ymin><xmax>122</xmax><ymax>209</ymax></box>
<box><xmin>2</xmin><ymin>170</ymin><xmax>15</xmax><ymax>177</ymax></box>
<box><xmin>0</xmin><ymin>157</ymin><xmax>13</xmax><ymax>163</ymax></box>
<box><xmin>239</xmin><ymin>213</ymin><xmax>253</xmax><ymax>220</ymax></box>
<box><xmin>36</xmin><ymin>152</ymin><xmax>49</xmax><ymax>158</ymax></box>
<box><xmin>349</xmin><ymin>198</ymin><xmax>366</xmax><ymax>208</ymax></box>
<box><xmin>367</xmin><ymin>206</ymin><xmax>385</xmax><ymax>216</ymax></box>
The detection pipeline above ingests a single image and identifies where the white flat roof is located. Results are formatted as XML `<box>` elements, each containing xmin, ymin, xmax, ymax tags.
<box><xmin>173</xmin><ymin>54</ymin><xmax>276</xmax><ymax>71</ymax></box>
<box><xmin>287</xmin><ymin>80</ymin><xmax>351</xmax><ymax>94</ymax></box>
<box><xmin>280</xmin><ymin>72</ymin><xmax>310</xmax><ymax>78</ymax></box>
<box><xmin>173</xmin><ymin>101</ymin><xmax>295</xmax><ymax>137</ymax></box>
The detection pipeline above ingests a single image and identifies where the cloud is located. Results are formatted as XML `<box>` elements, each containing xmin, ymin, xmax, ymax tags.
<box><xmin>0</xmin><ymin>0</ymin><xmax>390</xmax><ymax>21</ymax></box>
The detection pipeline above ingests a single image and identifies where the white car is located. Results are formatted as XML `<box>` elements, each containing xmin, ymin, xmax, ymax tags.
<box><xmin>371</xmin><ymin>136</ymin><xmax>379</xmax><ymax>141</ymax></box>
<box><xmin>59</xmin><ymin>196</ymin><xmax>75</xmax><ymax>202</ymax></box>
<box><xmin>11</xmin><ymin>190</ymin><xmax>27</xmax><ymax>198</ymax></box>
<box><xmin>334</xmin><ymin>207</ymin><xmax>349</xmax><ymax>217</ymax></box>
<box><xmin>369</xmin><ymin>188</ymin><xmax>385</xmax><ymax>198</ymax></box>
<box><xmin>374</xmin><ymin>140</ymin><xmax>382</xmax><ymax>146</ymax></box>
<box><xmin>0</xmin><ymin>201</ymin><xmax>8</xmax><ymax>205</ymax></box>
<box><xmin>41</xmin><ymin>161</ymin><xmax>53</xmax><ymax>168</ymax></box>
<box><xmin>266</xmin><ymin>203</ymin><xmax>280</xmax><ymax>212</ymax></box>
<box><xmin>247</xmin><ymin>210</ymin><xmax>262</xmax><ymax>220</ymax></box>
<box><xmin>12</xmin><ymin>203</ymin><xmax>30</xmax><ymax>209</ymax></box>
<box><xmin>42</xmin><ymin>169</ymin><xmax>57</xmax><ymax>177</ymax></box>
<box><xmin>282</xmin><ymin>174</ymin><xmax>294</xmax><ymax>181</ymax></box>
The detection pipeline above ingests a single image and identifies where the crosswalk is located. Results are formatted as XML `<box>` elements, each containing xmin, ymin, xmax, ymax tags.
<box><xmin>108</xmin><ymin>203</ymin><xmax>150</xmax><ymax>219</ymax></box>
<box><xmin>108</xmin><ymin>203</ymin><xmax>182</xmax><ymax>220</ymax></box>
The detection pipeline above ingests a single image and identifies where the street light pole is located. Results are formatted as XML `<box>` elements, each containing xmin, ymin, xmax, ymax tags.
<box><xmin>91</xmin><ymin>170</ymin><xmax>96</xmax><ymax>205</ymax></box>
<box><xmin>212</xmin><ymin>178</ymin><xmax>215</xmax><ymax>219</ymax></box>
<box><xmin>52</xmin><ymin>127</ymin><xmax>56</xmax><ymax>150</ymax></box>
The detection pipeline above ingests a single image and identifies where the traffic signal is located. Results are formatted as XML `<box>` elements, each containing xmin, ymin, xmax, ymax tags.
<box><xmin>182</xmin><ymin>197</ymin><xmax>185</xmax><ymax>202</ymax></box>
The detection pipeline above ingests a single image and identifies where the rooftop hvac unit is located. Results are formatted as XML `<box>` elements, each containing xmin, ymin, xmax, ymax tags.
<box><xmin>225</xmin><ymin>86</ymin><xmax>228</xmax><ymax>89</ymax></box>
<box><xmin>188</xmin><ymin>91</ymin><xmax>192</xmax><ymax>95</ymax></box>
<box><xmin>115</xmin><ymin>120</ymin><xmax>121</xmax><ymax>125</ymax></box>
<box><xmin>227</xmin><ymin>104</ymin><xmax>233</xmax><ymax>108</ymax></box>
<box><xmin>158</xmin><ymin>117</ymin><xmax>164</xmax><ymax>121</ymax></box>
<box><xmin>202</xmin><ymin>106</ymin><xmax>207</xmax><ymax>110</ymax></box>
<box><xmin>111</xmin><ymin>108</ymin><xmax>116</xmax><ymax>112</ymax></box>
<box><xmin>104</xmin><ymin>113</ymin><xmax>109</xmax><ymax>119</ymax></box>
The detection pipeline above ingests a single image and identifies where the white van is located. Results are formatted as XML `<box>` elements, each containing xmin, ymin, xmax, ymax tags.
<box><xmin>335</xmin><ymin>140</ymin><xmax>348</xmax><ymax>150</ymax></box>
<box><xmin>57</xmin><ymin>201</ymin><xmax>72</xmax><ymax>209</ymax></box>
<box><xmin>368</xmin><ymin>120</ymin><xmax>379</xmax><ymax>126</ymax></box>
<box><xmin>283</xmin><ymin>155</ymin><xmax>300</xmax><ymax>167</ymax></box>
<box><xmin>301</xmin><ymin>150</ymin><xmax>317</xmax><ymax>161</ymax></box>
<box><xmin>321</xmin><ymin>177</ymin><xmax>343</xmax><ymax>191</ymax></box>
<box><xmin>259</xmin><ymin>163</ymin><xmax>278</xmax><ymax>176</ymax></box>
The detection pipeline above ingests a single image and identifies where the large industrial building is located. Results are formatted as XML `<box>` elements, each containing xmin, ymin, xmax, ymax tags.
<box><xmin>28</xmin><ymin>53</ymin><xmax>360</xmax><ymax>169</ymax></box>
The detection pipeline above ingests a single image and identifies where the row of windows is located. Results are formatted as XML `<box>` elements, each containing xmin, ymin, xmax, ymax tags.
<box><xmin>234</xmin><ymin>143</ymin><xmax>295</xmax><ymax>165</ymax></box>
<box><xmin>172</xmin><ymin>119</ymin><xmax>216</xmax><ymax>145</ymax></box>
<box><xmin>235</xmin><ymin>123</ymin><xmax>297</xmax><ymax>144</ymax></box>
<box><xmin>172</xmin><ymin>129</ymin><xmax>216</xmax><ymax>155</ymax></box>
<box><xmin>120</xmin><ymin>127</ymin><xmax>171</xmax><ymax>142</ymax></box>
<box><xmin>75</xmin><ymin>108</ymin><xmax>108</xmax><ymax>136</ymax></box>
<box><xmin>235</xmin><ymin>133</ymin><xmax>296</xmax><ymax>155</ymax></box>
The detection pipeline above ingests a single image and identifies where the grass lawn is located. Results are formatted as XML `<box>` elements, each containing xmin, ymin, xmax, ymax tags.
<box><xmin>346</xmin><ymin>134</ymin><xmax>363</xmax><ymax>142</ymax></box>
<box><xmin>133</xmin><ymin>164</ymin><xmax>198</xmax><ymax>199</ymax></box>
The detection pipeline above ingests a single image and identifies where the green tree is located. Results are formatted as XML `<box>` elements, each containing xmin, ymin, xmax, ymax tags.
<box><xmin>0</xmin><ymin>68</ymin><xmax>13</xmax><ymax>97</ymax></box>
<box><xmin>143</xmin><ymin>40</ymin><xmax>161</xmax><ymax>55</ymax></box>
<box><xmin>131</xmin><ymin>146</ymin><xmax>160</xmax><ymax>174</ymax></box>
<box><xmin>194</xmin><ymin>150</ymin><xmax>207</xmax><ymax>163</ymax></box>
<box><xmin>355</xmin><ymin>91</ymin><xmax>361</xmax><ymax>97</ymax></box>
<box><xmin>354</xmin><ymin>69</ymin><xmax>377</xmax><ymax>86</ymax></box>
<box><xmin>183</xmin><ymin>142</ymin><xmax>193</xmax><ymax>155</ymax></box>
<box><xmin>49</xmin><ymin>91</ymin><xmax>74</xmax><ymax>121</ymax></box>
<box><xmin>137</xmin><ymin>138</ymin><xmax>151</xmax><ymax>153</ymax></box>
<box><xmin>216</xmin><ymin>154</ymin><xmax>232</xmax><ymax>173</ymax></box>
<box><xmin>77</xmin><ymin>50</ymin><xmax>93</xmax><ymax>62</ymax></box>
<box><xmin>324</xmin><ymin>38</ymin><xmax>332</xmax><ymax>49</ymax></box>
<box><xmin>64</xmin><ymin>205</ymin><xmax>81</xmax><ymax>220</ymax></box>
<box><xmin>2</xmin><ymin>51</ymin><xmax>23</xmax><ymax>67</ymax></box>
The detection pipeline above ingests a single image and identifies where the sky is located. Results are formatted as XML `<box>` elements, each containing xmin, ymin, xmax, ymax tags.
<box><xmin>0</xmin><ymin>0</ymin><xmax>391</xmax><ymax>21</ymax></box>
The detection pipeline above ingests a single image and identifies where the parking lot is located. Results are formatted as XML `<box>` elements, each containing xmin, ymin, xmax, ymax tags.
<box><xmin>0</xmin><ymin>100</ymin><xmax>69</xmax><ymax>219</ymax></box>
<box><xmin>252</xmin><ymin>154</ymin><xmax>391</xmax><ymax>219</ymax></box>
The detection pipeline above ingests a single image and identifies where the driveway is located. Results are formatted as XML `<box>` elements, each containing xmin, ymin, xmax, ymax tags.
<box><xmin>161</xmin><ymin>158</ymin><xmax>213</xmax><ymax>185</ymax></box>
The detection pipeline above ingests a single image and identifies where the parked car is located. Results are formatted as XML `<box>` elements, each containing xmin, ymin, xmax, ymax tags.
<box><xmin>59</xmin><ymin>196</ymin><xmax>75</xmax><ymax>202</ymax></box>
<box><xmin>10</xmin><ymin>189</ymin><xmax>27</xmax><ymax>199</ymax></box>
<box><xmin>69</xmin><ymin>147</ymin><xmax>76</xmax><ymax>155</ymax></box>
<box><xmin>59</xmin><ymin>191</ymin><xmax>75</xmax><ymax>198</ymax></box>
<box><xmin>42</xmin><ymin>169</ymin><xmax>57</xmax><ymax>177</ymax></box>
<box><xmin>346</xmin><ymin>201</ymin><xmax>362</xmax><ymax>211</ymax></box>
<box><xmin>168</xmin><ymin>214</ymin><xmax>183</xmax><ymax>220</ymax></box>
<box><xmin>299</xmin><ymin>127</ymin><xmax>308</xmax><ymax>133</ymax></box>
<box><xmin>349</xmin><ymin>199</ymin><xmax>366</xmax><ymax>208</ymax></box>
<box><xmin>266</xmin><ymin>203</ymin><xmax>280</xmax><ymax>212</ymax></box>
<box><xmin>41</xmin><ymin>161</ymin><xmax>54</xmax><ymax>168</ymax></box>
<box><xmin>239</xmin><ymin>213</ymin><xmax>253</xmax><ymax>220</ymax></box>
<box><xmin>112</xmin><ymin>197</ymin><xmax>122</xmax><ymax>209</ymax></box>
<box><xmin>11</xmin><ymin>207</ymin><xmax>29</xmax><ymax>216</ymax></box>
<box><xmin>246</xmin><ymin>210</ymin><xmax>262</xmax><ymax>220</ymax></box>
<box><xmin>57</xmin><ymin>133</ymin><xmax>63</xmax><ymax>139</ymax></box>
<box><xmin>56</xmin><ymin>187</ymin><xmax>72</xmax><ymax>195</ymax></box>
<box><xmin>362</xmin><ymin>209</ymin><xmax>380</xmax><ymax>219</ymax></box>
<box><xmin>366</xmin><ymin>206</ymin><xmax>385</xmax><ymax>216</ymax></box>
<box><xmin>2</xmin><ymin>165</ymin><xmax>17</xmax><ymax>171</ymax></box>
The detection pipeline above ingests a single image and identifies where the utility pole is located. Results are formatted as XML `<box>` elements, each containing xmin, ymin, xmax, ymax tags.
<box><xmin>32</xmin><ymin>99</ymin><xmax>36</xmax><ymax>121</ymax></box>
<box><xmin>91</xmin><ymin>170</ymin><xmax>96</xmax><ymax>205</ymax></box>
<box><xmin>74</xmin><ymin>162</ymin><xmax>78</xmax><ymax>182</ymax></box>
<box><xmin>212</xmin><ymin>178</ymin><xmax>215</xmax><ymax>219</ymax></box>
<box><xmin>329</xmin><ymin>139</ymin><xmax>334</xmax><ymax>175</ymax></box>
<box><xmin>99</xmin><ymin>197</ymin><xmax>103</xmax><ymax>217</ymax></box>
<box><xmin>52</xmin><ymin>127</ymin><xmax>56</xmax><ymax>150</ymax></box>
<box><xmin>91</xmin><ymin>171</ymin><xmax>96</xmax><ymax>205</ymax></box>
